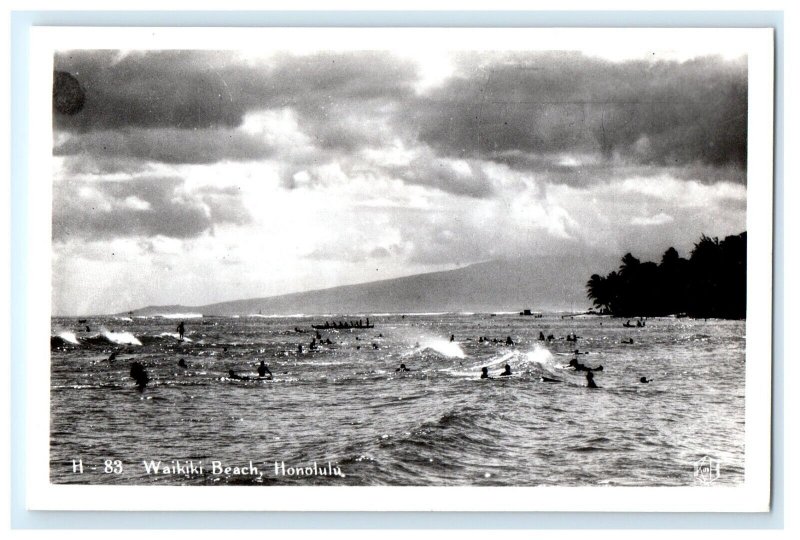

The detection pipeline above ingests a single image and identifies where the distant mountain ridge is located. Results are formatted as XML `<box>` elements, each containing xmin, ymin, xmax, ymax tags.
<box><xmin>128</xmin><ymin>255</ymin><xmax>619</xmax><ymax>317</ymax></box>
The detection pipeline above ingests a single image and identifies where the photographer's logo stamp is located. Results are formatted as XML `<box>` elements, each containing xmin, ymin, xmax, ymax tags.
<box><xmin>694</xmin><ymin>456</ymin><xmax>721</xmax><ymax>483</ymax></box>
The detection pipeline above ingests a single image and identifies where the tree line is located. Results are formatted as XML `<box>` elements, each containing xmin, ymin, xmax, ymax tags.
<box><xmin>586</xmin><ymin>232</ymin><xmax>746</xmax><ymax>319</ymax></box>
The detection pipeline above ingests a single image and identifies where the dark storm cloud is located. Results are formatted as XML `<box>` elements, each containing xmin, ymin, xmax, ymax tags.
<box><xmin>54</xmin><ymin>51</ymin><xmax>247</xmax><ymax>131</ymax></box>
<box><xmin>54</xmin><ymin>50</ymin><xmax>417</xmax><ymax>133</ymax></box>
<box><xmin>409</xmin><ymin>52</ymin><xmax>747</xmax><ymax>176</ymax></box>
<box><xmin>54</xmin><ymin>50</ymin><xmax>748</xmax><ymax>191</ymax></box>
<box><xmin>54</xmin><ymin>50</ymin><xmax>417</xmax><ymax>177</ymax></box>
<box><xmin>53</xmin><ymin>177</ymin><xmax>251</xmax><ymax>242</ymax></box>
<box><xmin>484</xmin><ymin>155</ymin><xmax>748</xmax><ymax>187</ymax></box>
<box><xmin>386</xmin><ymin>155</ymin><xmax>496</xmax><ymax>198</ymax></box>
<box><xmin>54</xmin><ymin>127</ymin><xmax>276</xmax><ymax>166</ymax></box>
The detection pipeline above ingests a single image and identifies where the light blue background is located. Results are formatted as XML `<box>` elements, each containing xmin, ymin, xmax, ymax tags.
<box><xmin>10</xmin><ymin>9</ymin><xmax>784</xmax><ymax>529</ymax></box>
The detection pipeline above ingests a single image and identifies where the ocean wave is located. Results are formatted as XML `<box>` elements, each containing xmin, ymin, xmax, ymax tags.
<box><xmin>417</xmin><ymin>339</ymin><xmax>465</xmax><ymax>359</ymax></box>
<box><xmin>56</xmin><ymin>331</ymin><xmax>80</xmax><ymax>345</ymax></box>
<box><xmin>51</xmin><ymin>333</ymin><xmax>80</xmax><ymax>348</ymax></box>
<box><xmin>102</xmin><ymin>330</ymin><xmax>142</xmax><ymax>346</ymax></box>
<box><xmin>157</xmin><ymin>332</ymin><xmax>193</xmax><ymax>343</ymax></box>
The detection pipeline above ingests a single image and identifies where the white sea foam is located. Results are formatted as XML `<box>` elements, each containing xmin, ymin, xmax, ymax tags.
<box><xmin>158</xmin><ymin>332</ymin><xmax>193</xmax><ymax>343</ymax></box>
<box><xmin>419</xmin><ymin>339</ymin><xmax>465</xmax><ymax>359</ymax></box>
<box><xmin>525</xmin><ymin>344</ymin><xmax>556</xmax><ymax>367</ymax></box>
<box><xmin>102</xmin><ymin>329</ymin><xmax>142</xmax><ymax>346</ymax></box>
<box><xmin>114</xmin><ymin>316</ymin><xmax>133</xmax><ymax>322</ymax></box>
<box><xmin>479</xmin><ymin>350</ymin><xmax>517</xmax><ymax>369</ymax></box>
<box><xmin>57</xmin><ymin>331</ymin><xmax>80</xmax><ymax>345</ymax></box>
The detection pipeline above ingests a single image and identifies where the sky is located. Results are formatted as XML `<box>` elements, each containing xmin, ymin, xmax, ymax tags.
<box><xmin>51</xmin><ymin>48</ymin><xmax>748</xmax><ymax>316</ymax></box>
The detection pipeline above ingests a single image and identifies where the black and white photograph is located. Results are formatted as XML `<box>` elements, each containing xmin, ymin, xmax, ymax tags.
<box><xmin>28</xmin><ymin>27</ymin><xmax>774</xmax><ymax>511</ymax></box>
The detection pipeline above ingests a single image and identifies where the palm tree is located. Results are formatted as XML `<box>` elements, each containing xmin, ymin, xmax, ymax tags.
<box><xmin>586</xmin><ymin>274</ymin><xmax>610</xmax><ymax>313</ymax></box>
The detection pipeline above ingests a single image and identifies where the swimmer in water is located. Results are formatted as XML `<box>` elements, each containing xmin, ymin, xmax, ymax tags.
<box><xmin>586</xmin><ymin>371</ymin><xmax>598</xmax><ymax>389</ymax></box>
<box><xmin>569</xmin><ymin>358</ymin><xmax>602</xmax><ymax>372</ymax></box>
<box><xmin>568</xmin><ymin>358</ymin><xmax>586</xmax><ymax>371</ymax></box>
<box><xmin>177</xmin><ymin>321</ymin><xmax>185</xmax><ymax>341</ymax></box>
<box><xmin>257</xmin><ymin>360</ymin><xmax>272</xmax><ymax>379</ymax></box>
<box><xmin>177</xmin><ymin>359</ymin><xmax>187</xmax><ymax>369</ymax></box>
<box><xmin>450</xmin><ymin>334</ymin><xmax>455</xmax><ymax>342</ymax></box>
<box><xmin>130</xmin><ymin>361</ymin><xmax>149</xmax><ymax>391</ymax></box>
<box><xmin>499</xmin><ymin>364</ymin><xmax>512</xmax><ymax>377</ymax></box>
<box><xmin>480</xmin><ymin>367</ymin><xmax>492</xmax><ymax>379</ymax></box>
<box><xmin>107</xmin><ymin>350</ymin><xmax>118</xmax><ymax>362</ymax></box>
<box><xmin>228</xmin><ymin>369</ymin><xmax>250</xmax><ymax>381</ymax></box>
<box><xmin>640</xmin><ymin>376</ymin><xmax>651</xmax><ymax>383</ymax></box>
<box><xmin>396</xmin><ymin>363</ymin><xmax>411</xmax><ymax>372</ymax></box>
<box><xmin>505</xmin><ymin>336</ymin><xmax>514</xmax><ymax>346</ymax></box>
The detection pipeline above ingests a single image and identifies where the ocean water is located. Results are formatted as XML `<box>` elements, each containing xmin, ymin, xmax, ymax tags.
<box><xmin>49</xmin><ymin>313</ymin><xmax>745</xmax><ymax>486</ymax></box>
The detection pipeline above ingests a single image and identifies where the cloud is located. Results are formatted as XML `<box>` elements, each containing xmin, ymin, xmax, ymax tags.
<box><xmin>53</xmin><ymin>177</ymin><xmax>251</xmax><ymax>242</ymax></box>
<box><xmin>409</xmin><ymin>52</ymin><xmax>747</xmax><ymax>176</ymax></box>
<box><xmin>386</xmin><ymin>153</ymin><xmax>496</xmax><ymax>198</ymax></box>
<box><xmin>53</xmin><ymin>50</ymin><xmax>747</xmax><ymax>194</ymax></box>
<box><xmin>631</xmin><ymin>212</ymin><xmax>675</xmax><ymax>226</ymax></box>
<box><xmin>54</xmin><ymin>127</ymin><xmax>277</xmax><ymax>168</ymax></box>
<box><xmin>53</xmin><ymin>50</ymin><xmax>417</xmax><ymax>132</ymax></box>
